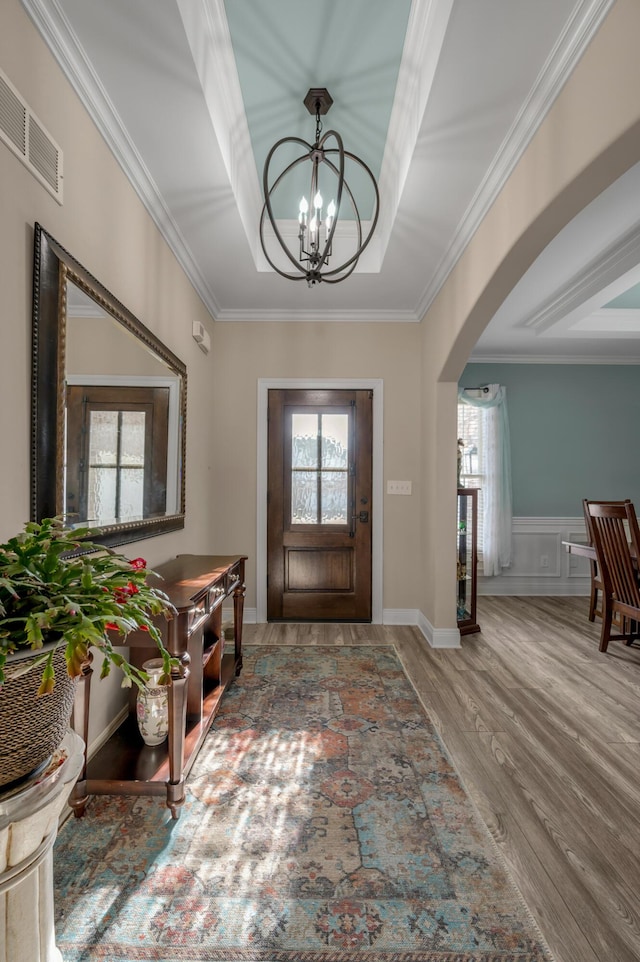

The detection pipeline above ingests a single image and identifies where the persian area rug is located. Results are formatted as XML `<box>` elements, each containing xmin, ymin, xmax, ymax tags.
<box><xmin>54</xmin><ymin>646</ymin><xmax>552</xmax><ymax>962</ymax></box>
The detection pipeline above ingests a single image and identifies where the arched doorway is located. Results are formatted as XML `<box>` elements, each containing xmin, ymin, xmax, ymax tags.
<box><xmin>419</xmin><ymin>0</ymin><xmax>640</xmax><ymax>633</ymax></box>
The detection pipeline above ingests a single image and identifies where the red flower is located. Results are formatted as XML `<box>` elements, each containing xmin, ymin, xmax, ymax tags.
<box><xmin>130</xmin><ymin>557</ymin><xmax>147</xmax><ymax>570</ymax></box>
<box><xmin>113</xmin><ymin>581</ymin><xmax>140</xmax><ymax>604</ymax></box>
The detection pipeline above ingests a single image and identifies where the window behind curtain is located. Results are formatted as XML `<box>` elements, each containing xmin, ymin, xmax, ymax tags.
<box><xmin>457</xmin><ymin>403</ymin><xmax>484</xmax><ymax>554</ymax></box>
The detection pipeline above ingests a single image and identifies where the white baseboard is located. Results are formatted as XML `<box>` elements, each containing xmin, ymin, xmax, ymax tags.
<box><xmin>383</xmin><ymin>608</ymin><xmax>459</xmax><ymax>647</ymax></box>
<box><xmin>383</xmin><ymin>607</ymin><xmax>419</xmax><ymax>625</ymax></box>
<box><xmin>479</xmin><ymin>577</ymin><xmax>589</xmax><ymax>596</ymax></box>
<box><xmin>417</xmin><ymin>610</ymin><xmax>461</xmax><ymax>648</ymax></box>
<box><xmin>222</xmin><ymin>606</ymin><xmax>257</xmax><ymax>623</ymax></box>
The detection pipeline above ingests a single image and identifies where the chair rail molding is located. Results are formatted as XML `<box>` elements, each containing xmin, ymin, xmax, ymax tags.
<box><xmin>479</xmin><ymin>516</ymin><xmax>590</xmax><ymax>596</ymax></box>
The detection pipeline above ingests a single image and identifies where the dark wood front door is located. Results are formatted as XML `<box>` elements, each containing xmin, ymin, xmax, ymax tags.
<box><xmin>267</xmin><ymin>389</ymin><xmax>373</xmax><ymax>621</ymax></box>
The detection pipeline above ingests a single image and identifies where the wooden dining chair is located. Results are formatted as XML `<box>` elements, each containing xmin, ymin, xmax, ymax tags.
<box><xmin>582</xmin><ymin>499</ymin><xmax>626</xmax><ymax>624</ymax></box>
<box><xmin>584</xmin><ymin>499</ymin><xmax>640</xmax><ymax>652</ymax></box>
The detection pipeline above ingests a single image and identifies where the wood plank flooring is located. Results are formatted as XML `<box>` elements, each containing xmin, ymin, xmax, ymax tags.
<box><xmin>243</xmin><ymin>597</ymin><xmax>640</xmax><ymax>962</ymax></box>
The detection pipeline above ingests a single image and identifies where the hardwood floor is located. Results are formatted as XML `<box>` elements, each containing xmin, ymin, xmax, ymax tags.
<box><xmin>243</xmin><ymin>597</ymin><xmax>640</xmax><ymax>962</ymax></box>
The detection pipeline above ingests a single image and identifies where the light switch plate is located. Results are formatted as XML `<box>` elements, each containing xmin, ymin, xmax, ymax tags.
<box><xmin>387</xmin><ymin>480</ymin><xmax>412</xmax><ymax>495</ymax></box>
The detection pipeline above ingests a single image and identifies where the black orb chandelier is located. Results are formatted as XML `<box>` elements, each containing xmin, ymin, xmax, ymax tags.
<box><xmin>259</xmin><ymin>88</ymin><xmax>380</xmax><ymax>287</ymax></box>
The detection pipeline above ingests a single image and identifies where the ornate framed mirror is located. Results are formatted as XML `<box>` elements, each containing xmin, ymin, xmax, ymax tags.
<box><xmin>31</xmin><ymin>223</ymin><xmax>187</xmax><ymax>547</ymax></box>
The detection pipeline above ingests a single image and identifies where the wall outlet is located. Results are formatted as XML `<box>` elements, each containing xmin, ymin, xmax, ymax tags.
<box><xmin>387</xmin><ymin>480</ymin><xmax>412</xmax><ymax>495</ymax></box>
<box><xmin>540</xmin><ymin>555</ymin><xmax>549</xmax><ymax>568</ymax></box>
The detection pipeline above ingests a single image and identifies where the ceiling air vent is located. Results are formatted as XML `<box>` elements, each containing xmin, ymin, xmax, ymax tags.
<box><xmin>0</xmin><ymin>67</ymin><xmax>63</xmax><ymax>204</ymax></box>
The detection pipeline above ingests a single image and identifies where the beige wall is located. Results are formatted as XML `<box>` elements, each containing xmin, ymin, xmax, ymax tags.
<box><xmin>67</xmin><ymin>314</ymin><xmax>173</xmax><ymax>377</ymax></box>
<box><xmin>208</xmin><ymin>321</ymin><xmax>423</xmax><ymax>611</ymax></box>
<box><xmin>419</xmin><ymin>0</ymin><xmax>640</xmax><ymax>627</ymax></box>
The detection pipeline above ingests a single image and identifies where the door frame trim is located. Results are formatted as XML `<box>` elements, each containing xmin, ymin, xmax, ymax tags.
<box><xmin>257</xmin><ymin>378</ymin><xmax>384</xmax><ymax>623</ymax></box>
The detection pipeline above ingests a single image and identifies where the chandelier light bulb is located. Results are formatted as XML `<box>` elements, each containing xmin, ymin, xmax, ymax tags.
<box><xmin>299</xmin><ymin>196</ymin><xmax>309</xmax><ymax>220</ymax></box>
<box><xmin>313</xmin><ymin>191</ymin><xmax>323</xmax><ymax>212</ymax></box>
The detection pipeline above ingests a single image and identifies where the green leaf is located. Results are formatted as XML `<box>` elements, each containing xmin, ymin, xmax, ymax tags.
<box><xmin>25</xmin><ymin>616</ymin><xmax>44</xmax><ymax>647</ymax></box>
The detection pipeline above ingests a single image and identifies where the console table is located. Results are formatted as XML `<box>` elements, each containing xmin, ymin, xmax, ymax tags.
<box><xmin>70</xmin><ymin>554</ymin><xmax>247</xmax><ymax>819</ymax></box>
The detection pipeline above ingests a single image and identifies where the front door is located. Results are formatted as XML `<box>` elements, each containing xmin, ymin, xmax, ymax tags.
<box><xmin>267</xmin><ymin>389</ymin><xmax>373</xmax><ymax>621</ymax></box>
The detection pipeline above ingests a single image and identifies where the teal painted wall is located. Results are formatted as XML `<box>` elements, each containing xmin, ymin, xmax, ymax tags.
<box><xmin>459</xmin><ymin>364</ymin><xmax>640</xmax><ymax>517</ymax></box>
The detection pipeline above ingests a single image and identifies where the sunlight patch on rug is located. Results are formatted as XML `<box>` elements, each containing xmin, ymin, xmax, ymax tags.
<box><xmin>54</xmin><ymin>645</ymin><xmax>552</xmax><ymax>961</ymax></box>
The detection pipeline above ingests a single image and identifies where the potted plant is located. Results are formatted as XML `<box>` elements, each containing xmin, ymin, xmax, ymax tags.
<box><xmin>0</xmin><ymin>516</ymin><xmax>176</xmax><ymax>789</ymax></box>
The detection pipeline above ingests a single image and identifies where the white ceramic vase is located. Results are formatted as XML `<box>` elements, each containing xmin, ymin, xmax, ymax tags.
<box><xmin>136</xmin><ymin>658</ymin><xmax>169</xmax><ymax>746</ymax></box>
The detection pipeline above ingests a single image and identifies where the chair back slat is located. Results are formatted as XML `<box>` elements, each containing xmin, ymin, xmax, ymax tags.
<box><xmin>587</xmin><ymin>500</ymin><xmax>640</xmax><ymax>609</ymax></box>
<box><xmin>581</xmin><ymin>498</ymin><xmax>629</xmax><ymax>626</ymax></box>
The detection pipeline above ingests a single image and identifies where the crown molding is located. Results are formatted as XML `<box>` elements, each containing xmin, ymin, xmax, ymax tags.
<box><xmin>414</xmin><ymin>0</ymin><xmax>616</xmax><ymax>322</ymax></box>
<box><xmin>571</xmin><ymin>307</ymin><xmax>640</xmax><ymax>333</ymax></box>
<box><xmin>519</xmin><ymin>222</ymin><xmax>640</xmax><ymax>333</ymax></box>
<box><xmin>20</xmin><ymin>0</ymin><xmax>222</xmax><ymax>319</ymax></box>
<box><xmin>214</xmin><ymin>308</ymin><xmax>420</xmax><ymax>323</ymax></box>
<box><xmin>467</xmin><ymin>353</ymin><xmax>640</xmax><ymax>364</ymax></box>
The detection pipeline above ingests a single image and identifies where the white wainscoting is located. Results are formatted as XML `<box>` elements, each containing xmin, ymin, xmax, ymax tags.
<box><xmin>478</xmin><ymin>516</ymin><xmax>591</xmax><ymax>596</ymax></box>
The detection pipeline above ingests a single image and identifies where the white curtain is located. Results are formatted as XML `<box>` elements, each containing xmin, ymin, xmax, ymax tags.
<box><xmin>458</xmin><ymin>384</ymin><xmax>512</xmax><ymax>576</ymax></box>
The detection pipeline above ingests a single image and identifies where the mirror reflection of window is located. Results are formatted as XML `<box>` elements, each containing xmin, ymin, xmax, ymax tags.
<box><xmin>63</xmin><ymin>279</ymin><xmax>182</xmax><ymax>525</ymax></box>
<box><xmin>87</xmin><ymin>410</ymin><xmax>146</xmax><ymax>521</ymax></box>
<box><xmin>66</xmin><ymin>385</ymin><xmax>169</xmax><ymax>526</ymax></box>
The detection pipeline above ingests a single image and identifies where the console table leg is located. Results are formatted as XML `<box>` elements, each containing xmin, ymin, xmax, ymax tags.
<box><xmin>69</xmin><ymin>654</ymin><xmax>93</xmax><ymax>817</ymax></box>
<box><xmin>165</xmin><ymin>654</ymin><xmax>189</xmax><ymax>818</ymax></box>
<box><xmin>233</xmin><ymin>577</ymin><xmax>246</xmax><ymax>675</ymax></box>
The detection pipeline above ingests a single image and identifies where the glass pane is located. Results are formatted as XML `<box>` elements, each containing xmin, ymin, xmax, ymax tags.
<box><xmin>291</xmin><ymin>471</ymin><xmax>318</xmax><ymax>524</ymax></box>
<box><xmin>456</xmin><ymin>493</ymin><xmax>471</xmax><ymax>620</ymax></box>
<box><xmin>120</xmin><ymin>412</ymin><xmax>146</xmax><ymax>466</ymax></box>
<box><xmin>321</xmin><ymin>471</ymin><xmax>348</xmax><ymax>523</ymax></box>
<box><xmin>457</xmin><ymin>402</ymin><xmax>484</xmax><ymax>553</ymax></box>
<box><xmin>292</xmin><ymin>413</ymin><xmax>319</xmax><ymax>468</ymax></box>
<box><xmin>88</xmin><ymin>466</ymin><xmax>117</xmax><ymax>521</ymax></box>
<box><xmin>321</xmin><ymin>414</ymin><xmax>348</xmax><ymax>468</ymax></box>
<box><xmin>89</xmin><ymin>412</ymin><xmax>118</xmax><ymax>465</ymax></box>
<box><xmin>119</xmin><ymin>468</ymin><xmax>144</xmax><ymax>519</ymax></box>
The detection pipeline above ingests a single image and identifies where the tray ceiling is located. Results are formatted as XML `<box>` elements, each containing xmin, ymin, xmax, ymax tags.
<box><xmin>19</xmin><ymin>0</ymin><xmax>640</xmax><ymax>361</ymax></box>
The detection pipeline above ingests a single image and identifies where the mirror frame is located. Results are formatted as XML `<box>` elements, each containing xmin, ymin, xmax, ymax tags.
<box><xmin>31</xmin><ymin>223</ymin><xmax>187</xmax><ymax>547</ymax></box>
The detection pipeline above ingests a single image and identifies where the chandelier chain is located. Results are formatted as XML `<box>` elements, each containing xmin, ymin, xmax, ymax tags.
<box><xmin>314</xmin><ymin>102</ymin><xmax>323</xmax><ymax>146</ymax></box>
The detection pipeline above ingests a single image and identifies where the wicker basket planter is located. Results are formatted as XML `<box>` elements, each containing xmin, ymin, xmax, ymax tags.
<box><xmin>0</xmin><ymin>517</ymin><xmax>177</xmax><ymax>797</ymax></box>
<box><xmin>0</xmin><ymin>642</ymin><xmax>76</xmax><ymax>790</ymax></box>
